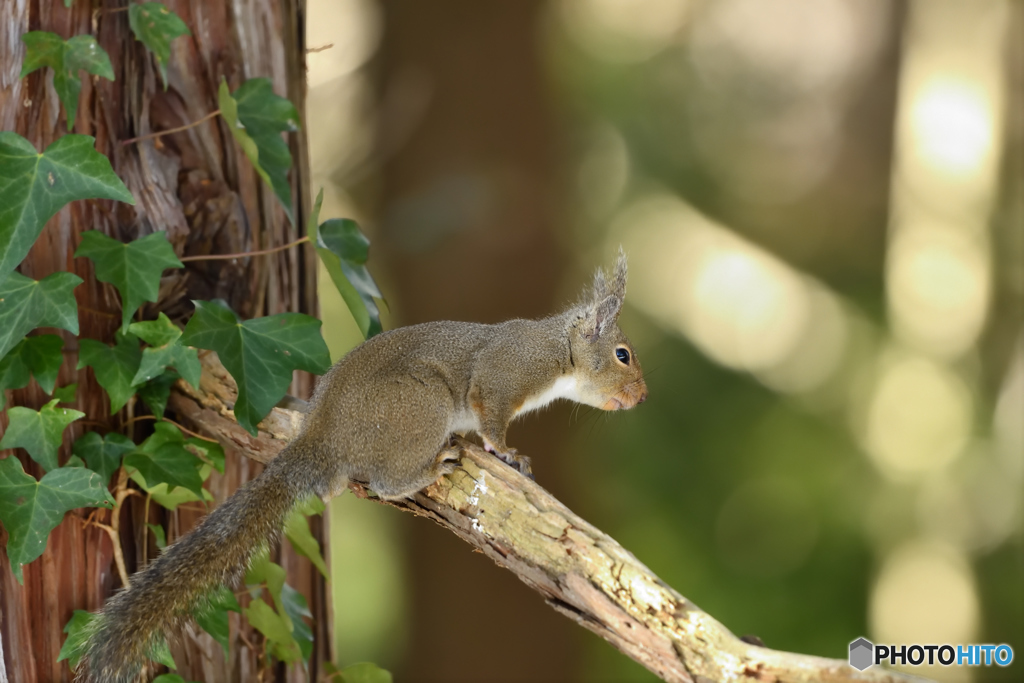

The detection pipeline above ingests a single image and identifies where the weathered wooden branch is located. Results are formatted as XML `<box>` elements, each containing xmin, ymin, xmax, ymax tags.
<box><xmin>168</xmin><ymin>352</ymin><xmax>926</xmax><ymax>683</ymax></box>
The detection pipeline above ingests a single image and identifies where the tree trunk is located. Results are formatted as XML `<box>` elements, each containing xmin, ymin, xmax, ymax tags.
<box><xmin>374</xmin><ymin>1</ymin><xmax>579</xmax><ymax>680</ymax></box>
<box><xmin>0</xmin><ymin>1</ymin><xmax>326</xmax><ymax>681</ymax></box>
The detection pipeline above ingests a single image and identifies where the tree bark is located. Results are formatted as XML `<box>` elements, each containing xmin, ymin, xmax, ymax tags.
<box><xmin>0</xmin><ymin>2</ymin><xmax>325</xmax><ymax>681</ymax></box>
<box><xmin>168</xmin><ymin>352</ymin><xmax>931</xmax><ymax>683</ymax></box>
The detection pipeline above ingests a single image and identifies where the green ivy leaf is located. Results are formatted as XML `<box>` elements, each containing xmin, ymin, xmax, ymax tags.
<box><xmin>335</xmin><ymin>662</ymin><xmax>394</xmax><ymax>683</ymax></box>
<box><xmin>129</xmin><ymin>313</ymin><xmax>201</xmax><ymax>388</ymax></box>
<box><xmin>195</xmin><ymin>584</ymin><xmax>241</xmax><ymax>658</ymax></box>
<box><xmin>0</xmin><ymin>343</ymin><xmax>30</xmax><ymax>404</ymax></box>
<box><xmin>318</xmin><ymin>219</ymin><xmax>383</xmax><ymax>339</ymax></box>
<box><xmin>77</xmin><ymin>331</ymin><xmax>142</xmax><ymax>413</ymax></box>
<box><xmin>75</xmin><ymin>231</ymin><xmax>183</xmax><ymax>333</ymax></box>
<box><xmin>17</xmin><ymin>334</ymin><xmax>63</xmax><ymax>393</ymax></box>
<box><xmin>20</xmin><ymin>32</ymin><xmax>114</xmax><ymax>127</ymax></box>
<box><xmin>147</xmin><ymin>522</ymin><xmax>167</xmax><ymax>549</ymax></box>
<box><xmin>280</xmin><ymin>583</ymin><xmax>314</xmax><ymax>660</ymax></box>
<box><xmin>57</xmin><ymin>609</ymin><xmax>98</xmax><ymax>668</ymax></box>
<box><xmin>0</xmin><ymin>133</ymin><xmax>133</xmax><ymax>288</ymax></box>
<box><xmin>51</xmin><ymin>382</ymin><xmax>77</xmax><ymax>403</ymax></box>
<box><xmin>0</xmin><ymin>271</ymin><xmax>82</xmax><ymax>363</ymax></box>
<box><xmin>308</xmin><ymin>191</ymin><xmax>383</xmax><ymax>338</ymax></box>
<box><xmin>127</xmin><ymin>3</ymin><xmax>191</xmax><ymax>88</ymax></box>
<box><xmin>186</xmin><ymin>437</ymin><xmax>225</xmax><ymax>474</ymax></box>
<box><xmin>152</xmin><ymin>676</ymin><xmax>189</xmax><ymax>683</ymax></box>
<box><xmin>150</xmin><ymin>637</ymin><xmax>177</xmax><ymax>670</ymax></box>
<box><xmin>124</xmin><ymin>422</ymin><xmax>205</xmax><ymax>498</ymax></box>
<box><xmin>0</xmin><ymin>398</ymin><xmax>85</xmax><ymax>471</ymax></box>
<box><xmin>0</xmin><ymin>334</ymin><xmax>64</xmax><ymax>407</ymax></box>
<box><xmin>0</xmin><ymin>457</ymin><xmax>113</xmax><ymax>583</ymax></box>
<box><xmin>245</xmin><ymin>597</ymin><xmax>302</xmax><ymax>664</ymax></box>
<box><xmin>179</xmin><ymin>300</ymin><xmax>330</xmax><ymax>435</ymax></box>
<box><xmin>130</xmin><ymin>467</ymin><xmax>213</xmax><ymax>510</ymax></box>
<box><xmin>137</xmin><ymin>369</ymin><xmax>178</xmax><ymax>418</ymax></box>
<box><xmin>72</xmin><ymin>431</ymin><xmax>134</xmax><ymax>483</ymax></box>
<box><xmin>284</xmin><ymin>505</ymin><xmax>328</xmax><ymax>578</ymax></box>
<box><xmin>219</xmin><ymin>78</ymin><xmax>299</xmax><ymax>224</ymax></box>
<box><xmin>246</xmin><ymin>553</ymin><xmax>286</xmax><ymax>609</ymax></box>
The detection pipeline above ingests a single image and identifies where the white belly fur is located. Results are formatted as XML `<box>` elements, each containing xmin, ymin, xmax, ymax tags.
<box><xmin>449</xmin><ymin>407</ymin><xmax>481</xmax><ymax>435</ymax></box>
<box><xmin>516</xmin><ymin>375</ymin><xmax>581</xmax><ymax>416</ymax></box>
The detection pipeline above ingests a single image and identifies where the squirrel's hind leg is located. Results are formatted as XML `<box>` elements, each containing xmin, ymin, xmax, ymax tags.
<box><xmin>367</xmin><ymin>378</ymin><xmax>459</xmax><ymax>499</ymax></box>
<box><xmin>372</xmin><ymin>442</ymin><xmax>459</xmax><ymax>500</ymax></box>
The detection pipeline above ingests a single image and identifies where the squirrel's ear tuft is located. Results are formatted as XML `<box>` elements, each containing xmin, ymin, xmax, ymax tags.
<box><xmin>590</xmin><ymin>267</ymin><xmax>609</xmax><ymax>304</ymax></box>
<box><xmin>610</xmin><ymin>247</ymin><xmax>627</xmax><ymax>300</ymax></box>
<box><xmin>577</xmin><ymin>248</ymin><xmax>628</xmax><ymax>341</ymax></box>
<box><xmin>581</xmin><ymin>294</ymin><xmax>623</xmax><ymax>341</ymax></box>
<box><xmin>586</xmin><ymin>247</ymin><xmax>627</xmax><ymax>304</ymax></box>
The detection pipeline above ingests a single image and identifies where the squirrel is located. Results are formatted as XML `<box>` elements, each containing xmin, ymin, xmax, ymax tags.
<box><xmin>79</xmin><ymin>250</ymin><xmax>647</xmax><ymax>682</ymax></box>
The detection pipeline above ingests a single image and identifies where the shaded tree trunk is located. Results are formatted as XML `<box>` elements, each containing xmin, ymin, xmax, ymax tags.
<box><xmin>374</xmin><ymin>1</ymin><xmax>580</xmax><ymax>680</ymax></box>
<box><xmin>0</xmin><ymin>1</ymin><xmax>326</xmax><ymax>681</ymax></box>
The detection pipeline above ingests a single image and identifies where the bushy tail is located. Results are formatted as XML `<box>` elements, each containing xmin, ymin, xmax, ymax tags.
<box><xmin>78</xmin><ymin>446</ymin><xmax>310</xmax><ymax>683</ymax></box>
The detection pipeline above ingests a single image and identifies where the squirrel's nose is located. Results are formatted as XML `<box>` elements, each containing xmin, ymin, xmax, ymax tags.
<box><xmin>637</xmin><ymin>390</ymin><xmax>647</xmax><ymax>404</ymax></box>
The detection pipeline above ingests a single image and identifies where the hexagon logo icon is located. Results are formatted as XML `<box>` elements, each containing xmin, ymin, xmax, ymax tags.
<box><xmin>849</xmin><ymin>637</ymin><xmax>874</xmax><ymax>671</ymax></box>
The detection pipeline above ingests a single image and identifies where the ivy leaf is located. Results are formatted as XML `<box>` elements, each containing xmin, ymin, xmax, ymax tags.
<box><xmin>150</xmin><ymin>638</ymin><xmax>177</xmax><ymax>670</ymax></box>
<box><xmin>147</xmin><ymin>523</ymin><xmax>167</xmax><ymax>549</ymax></box>
<box><xmin>0</xmin><ymin>398</ymin><xmax>85</xmax><ymax>471</ymax></box>
<box><xmin>195</xmin><ymin>584</ymin><xmax>241</xmax><ymax>658</ymax></box>
<box><xmin>0</xmin><ymin>457</ymin><xmax>113</xmax><ymax>583</ymax></box>
<box><xmin>75</xmin><ymin>231</ymin><xmax>183</xmax><ymax>333</ymax></box>
<box><xmin>152</xmin><ymin>676</ymin><xmax>189</xmax><ymax>683</ymax></box>
<box><xmin>186</xmin><ymin>437</ymin><xmax>225</xmax><ymax>474</ymax></box>
<box><xmin>245</xmin><ymin>597</ymin><xmax>302</xmax><ymax>664</ymax></box>
<box><xmin>72</xmin><ymin>431</ymin><xmax>134</xmax><ymax>483</ymax></box>
<box><xmin>179</xmin><ymin>300</ymin><xmax>330</xmax><ymax>435</ymax></box>
<box><xmin>0</xmin><ymin>342</ymin><xmax>30</xmax><ymax>405</ymax></box>
<box><xmin>0</xmin><ymin>271</ymin><xmax>82</xmax><ymax>362</ymax></box>
<box><xmin>124</xmin><ymin>426</ymin><xmax>216</xmax><ymax>509</ymax></box>
<box><xmin>284</xmin><ymin>502</ymin><xmax>327</xmax><ymax>578</ymax></box>
<box><xmin>20</xmin><ymin>32</ymin><xmax>114</xmax><ymax>127</ymax></box>
<box><xmin>219</xmin><ymin>78</ymin><xmax>299</xmax><ymax>224</ymax></box>
<box><xmin>17</xmin><ymin>334</ymin><xmax>63</xmax><ymax>393</ymax></box>
<box><xmin>136</xmin><ymin>369</ymin><xmax>178</xmax><ymax>418</ymax></box>
<box><xmin>280</xmin><ymin>583</ymin><xmax>314</xmax><ymax>660</ymax></box>
<box><xmin>0</xmin><ymin>334</ymin><xmax>64</xmax><ymax>407</ymax></box>
<box><xmin>127</xmin><ymin>3</ymin><xmax>191</xmax><ymax>88</ymax></box>
<box><xmin>307</xmin><ymin>190</ymin><xmax>383</xmax><ymax>338</ymax></box>
<box><xmin>0</xmin><ymin>132</ymin><xmax>133</xmax><ymax>288</ymax></box>
<box><xmin>124</xmin><ymin>422</ymin><xmax>205</xmax><ymax>498</ymax></box>
<box><xmin>131</xmin><ymin>467</ymin><xmax>213</xmax><ymax>510</ymax></box>
<box><xmin>57</xmin><ymin>610</ymin><xmax>98</xmax><ymax>669</ymax></box>
<box><xmin>317</xmin><ymin>218</ymin><xmax>383</xmax><ymax>339</ymax></box>
<box><xmin>334</xmin><ymin>662</ymin><xmax>394</xmax><ymax>683</ymax></box>
<box><xmin>77</xmin><ymin>331</ymin><xmax>142</xmax><ymax>413</ymax></box>
<box><xmin>52</xmin><ymin>383</ymin><xmax>77</xmax><ymax>403</ymax></box>
<box><xmin>129</xmin><ymin>313</ymin><xmax>201</xmax><ymax>388</ymax></box>
<box><xmin>246</xmin><ymin>553</ymin><xmax>286</xmax><ymax>609</ymax></box>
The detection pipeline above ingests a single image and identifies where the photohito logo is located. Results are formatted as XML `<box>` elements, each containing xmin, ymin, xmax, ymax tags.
<box><xmin>849</xmin><ymin>637</ymin><xmax>1014</xmax><ymax>671</ymax></box>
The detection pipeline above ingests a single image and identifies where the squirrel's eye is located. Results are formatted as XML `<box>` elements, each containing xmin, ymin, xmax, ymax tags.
<box><xmin>615</xmin><ymin>347</ymin><xmax>630</xmax><ymax>365</ymax></box>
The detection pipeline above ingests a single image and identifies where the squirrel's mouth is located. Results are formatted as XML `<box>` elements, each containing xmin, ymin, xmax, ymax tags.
<box><xmin>602</xmin><ymin>397</ymin><xmax>624</xmax><ymax>410</ymax></box>
<box><xmin>602</xmin><ymin>385</ymin><xmax>648</xmax><ymax>411</ymax></box>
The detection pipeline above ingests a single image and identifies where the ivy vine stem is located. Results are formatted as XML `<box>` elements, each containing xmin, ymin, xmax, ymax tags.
<box><xmin>179</xmin><ymin>235</ymin><xmax>311</xmax><ymax>263</ymax></box>
<box><xmin>121</xmin><ymin>109</ymin><xmax>221</xmax><ymax>146</ymax></box>
<box><xmin>122</xmin><ymin>414</ymin><xmax>219</xmax><ymax>443</ymax></box>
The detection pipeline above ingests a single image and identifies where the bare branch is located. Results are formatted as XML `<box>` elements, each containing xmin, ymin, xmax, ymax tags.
<box><xmin>168</xmin><ymin>352</ymin><xmax>927</xmax><ymax>683</ymax></box>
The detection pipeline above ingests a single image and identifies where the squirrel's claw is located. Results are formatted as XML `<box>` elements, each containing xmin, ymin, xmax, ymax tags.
<box><xmin>487</xmin><ymin>446</ymin><xmax>533</xmax><ymax>480</ymax></box>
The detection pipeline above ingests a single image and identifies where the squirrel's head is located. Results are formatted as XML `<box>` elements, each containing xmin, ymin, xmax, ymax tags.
<box><xmin>569</xmin><ymin>249</ymin><xmax>648</xmax><ymax>411</ymax></box>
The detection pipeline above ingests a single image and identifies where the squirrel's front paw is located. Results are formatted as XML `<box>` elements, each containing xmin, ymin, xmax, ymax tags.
<box><xmin>486</xmin><ymin>445</ymin><xmax>534</xmax><ymax>480</ymax></box>
<box><xmin>512</xmin><ymin>453</ymin><xmax>534</xmax><ymax>480</ymax></box>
